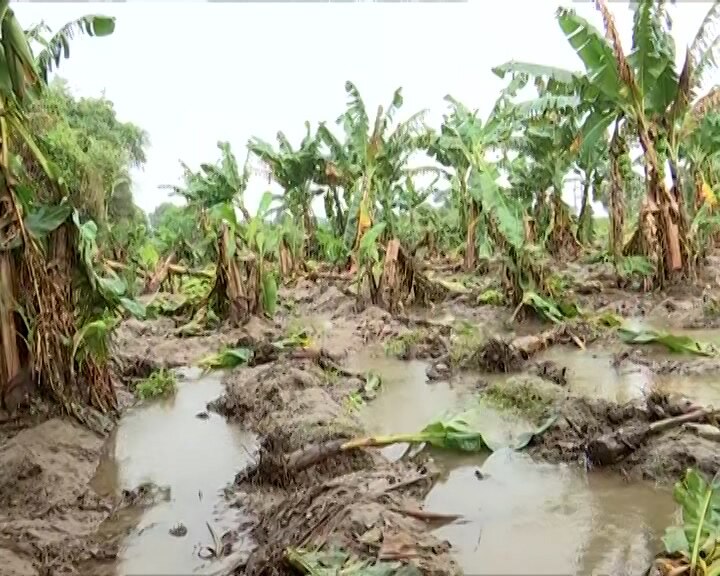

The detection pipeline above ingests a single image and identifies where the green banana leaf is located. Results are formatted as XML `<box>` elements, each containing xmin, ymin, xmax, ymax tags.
<box><xmin>618</xmin><ymin>327</ymin><xmax>719</xmax><ymax>357</ymax></box>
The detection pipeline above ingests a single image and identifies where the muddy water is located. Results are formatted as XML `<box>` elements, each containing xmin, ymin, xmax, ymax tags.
<box><xmin>426</xmin><ymin>449</ymin><xmax>676</xmax><ymax>575</ymax></box>
<box><xmin>93</xmin><ymin>368</ymin><xmax>257</xmax><ymax>576</ymax></box>
<box><xmin>538</xmin><ymin>338</ymin><xmax>720</xmax><ymax>408</ymax></box>
<box><xmin>345</xmin><ymin>347</ymin><xmax>471</xmax><ymax>461</ymax></box>
<box><xmin>537</xmin><ymin>346</ymin><xmax>652</xmax><ymax>403</ymax></box>
<box><xmin>351</xmin><ymin>350</ymin><xmax>677</xmax><ymax>576</ymax></box>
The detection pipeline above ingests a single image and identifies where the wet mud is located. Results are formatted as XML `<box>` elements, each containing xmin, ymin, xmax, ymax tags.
<box><xmin>5</xmin><ymin>265</ymin><xmax>720</xmax><ymax>574</ymax></box>
<box><xmin>0</xmin><ymin>419</ymin><xmax>116</xmax><ymax>575</ymax></box>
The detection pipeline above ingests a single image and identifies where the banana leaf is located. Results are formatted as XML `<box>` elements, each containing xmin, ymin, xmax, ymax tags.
<box><xmin>662</xmin><ymin>469</ymin><xmax>720</xmax><ymax>573</ymax></box>
<box><xmin>198</xmin><ymin>347</ymin><xmax>253</xmax><ymax>370</ymax></box>
<box><xmin>286</xmin><ymin>547</ymin><xmax>421</xmax><ymax>576</ymax></box>
<box><xmin>342</xmin><ymin>411</ymin><xmax>557</xmax><ymax>453</ymax></box>
<box><xmin>618</xmin><ymin>327</ymin><xmax>719</xmax><ymax>357</ymax></box>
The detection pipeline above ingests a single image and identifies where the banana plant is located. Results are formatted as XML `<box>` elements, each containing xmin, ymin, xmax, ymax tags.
<box><xmin>320</xmin><ymin>81</ymin><xmax>432</xmax><ymax>267</ymax></box>
<box><xmin>0</xmin><ymin>5</ymin><xmax>120</xmax><ymax>412</ymax></box>
<box><xmin>248</xmin><ymin>123</ymin><xmax>321</xmax><ymax>255</ymax></box>
<box><xmin>429</xmin><ymin>95</ymin><xmax>513</xmax><ymax>270</ymax></box>
<box><xmin>496</xmin><ymin>0</ymin><xmax>720</xmax><ymax>287</ymax></box>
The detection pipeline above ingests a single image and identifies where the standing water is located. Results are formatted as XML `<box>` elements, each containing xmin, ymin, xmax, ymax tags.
<box><xmin>92</xmin><ymin>368</ymin><xmax>256</xmax><ymax>576</ymax></box>
<box><xmin>347</xmin><ymin>347</ymin><xmax>678</xmax><ymax>575</ymax></box>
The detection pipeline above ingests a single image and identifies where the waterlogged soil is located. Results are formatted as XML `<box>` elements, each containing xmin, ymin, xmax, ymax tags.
<box><xmin>5</xmin><ymin>267</ymin><xmax>720</xmax><ymax>574</ymax></box>
<box><xmin>0</xmin><ymin>419</ymin><xmax>115</xmax><ymax>575</ymax></box>
<box><xmin>92</xmin><ymin>367</ymin><xmax>258</xmax><ymax>576</ymax></box>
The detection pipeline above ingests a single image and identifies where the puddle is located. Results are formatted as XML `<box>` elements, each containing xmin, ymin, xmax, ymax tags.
<box><xmin>93</xmin><ymin>368</ymin><xmax>257</xmax><ymax>576</ymax></box>
<box><xmin>345</xmin><ymin>347</ymin><xmax>470</xmax><ymax>460</ymax></box>
<box><xmin>356</xmin><ymin>350</ymin><xmax>679</xmax><ymax>575</ymax></box>
<box><xmin>425</xmin><ymin>449</ymin><xmax>676</xmax><ymax>575</ymax></box>
<box><xmin>537</xmin><ymin>346</ymin><xmax>652</xmax><ymax>404</ymax></box>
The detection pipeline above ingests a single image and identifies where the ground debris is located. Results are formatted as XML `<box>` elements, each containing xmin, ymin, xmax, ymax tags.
<box><xmin>237</xmin><ymin>463</ymin><xmax>458</xmax><ymax>576</ymax></box>
<box><xmin>470</xmin><ymin>325</ymin><xmax>585</xmax><ymax>373</ymax></box>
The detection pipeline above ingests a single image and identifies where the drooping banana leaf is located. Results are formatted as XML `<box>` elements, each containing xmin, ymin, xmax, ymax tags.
<box><xmin>618</xmin><ymin>326</ymin><xmax>719</xmax><ymax>357</ymax></box>
<box><xmin>662</xmin><ymin>468</ymin><xmax>720</xmax><ymax>573</ymax></box>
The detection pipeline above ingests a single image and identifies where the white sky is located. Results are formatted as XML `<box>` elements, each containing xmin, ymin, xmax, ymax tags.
<box><xmin>14</xmin><ymin>1</ymin><xmax>720</xmax><ymax>215</ymax></box>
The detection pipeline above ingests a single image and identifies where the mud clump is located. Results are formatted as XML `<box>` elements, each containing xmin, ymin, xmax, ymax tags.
<box><xmin>213</xmin><ymin>359</ymin><xmax>371</xmax><ymax>484</ymax></box>
<box><xmin>625</xmin><ymin>429</ymin><xmax>720</xmax><ymax>482</ymax></box>
<box><xmin>113</xmin><ymin>316</ymin><xmax>277</xmax><ymax>376</ymax></box>
<box><xmin>525</xmin><ymin>392</ymin><xmax>720</xmax><ymax>484</ymax></box>
<box><xmin>239</xmin><ymin>463</ymin><xmax>458</xmax><ymax>576</ymax></box>
<box><xmin>0</xmin><ymin>419</ymin><xmax>117</xmax><ymax>575</ymax></box>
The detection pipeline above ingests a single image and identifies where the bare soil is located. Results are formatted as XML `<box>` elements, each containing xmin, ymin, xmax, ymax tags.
<box><xmin>0</xmin><ymin>419</ymin><xmax>117</xmax><ymax>575</ymax></box>
<box><xmin>4</xmin><ymin>260</ymin><xmax>720</xmax><ymax>574</ymax></box>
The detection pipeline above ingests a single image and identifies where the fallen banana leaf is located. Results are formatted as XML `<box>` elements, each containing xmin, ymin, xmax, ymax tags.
<box><xmin>254</xmin><ymin>411</ymin><xmax>559</xmax><ymax>479</ymax></box>
<box><xmin>343</xmin><ymin>413</ymin><xmax>557</xmax><ymax>453</ymax></box>
<box><xmin>198</xmin><ymin>347</ymin><xmax>253</xmax><ymax>370</ymax></box>
<box><xmin>286</xmin><ymin>547</ymin><xmax>421</xmax><ymax>576</ymax></box>
<box><xmin>618</xmin><ymin>326</ymin><xmax>719</xmax><ymax>357</ymax></box>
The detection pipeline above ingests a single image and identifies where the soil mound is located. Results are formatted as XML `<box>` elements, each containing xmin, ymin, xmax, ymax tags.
<box><xmin>213</xmin><ymin>359</ymin><xmax>372</xmax><ymax>485</ymax></box>
<box><xmin>239</xmin><ymin>463</ymin><xmax>458</xmax><ymax>576</ymax></box>
<box><xmin>112</xmin><ymin>316</ymin><xmax>277</xmax><ymax>376</ymax></box>
<box><xmin>0</xmin><ymin>419</ymin><xmax>115</xmax><ymax>575</ymax></box>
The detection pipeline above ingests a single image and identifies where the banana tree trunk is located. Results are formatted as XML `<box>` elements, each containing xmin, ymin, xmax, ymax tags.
<box><xmin>633</xmin><ymin>117</ymin><xmax>686</xmax><ymax>285</ymax></box>
<box><xmin>332</xmin><ymin>187</ymin><xmax>345</xmax><ymax>235</ymax></box>
<box><xmin>576</xmin><ymin>178</ymin><xmax>594</xmax><ymax>245</ymax></box>
<box><xmin>464</xmin><ymin>200</ymin><xmax>478</xmax><ymax>271</ymax></box>
<box><xmin>609</xmin><ymin>138</ymin><xmax>625</xmax><ymax>267</ymax></box>
<box><xmin>0</xmin><ymin>251</ymin><xmax>20</xmax><ymax>387</ymax></box>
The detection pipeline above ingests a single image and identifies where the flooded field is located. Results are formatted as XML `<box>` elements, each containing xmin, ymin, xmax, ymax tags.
<box><xmin>344</xmin><ymin>349</ymin><xmax>679</xmax><ymax>576</ymax></box>
<box><xmin>93</xmin><ymin>368</ymin><xmax>257</xmax><ymax>575</ymax></box>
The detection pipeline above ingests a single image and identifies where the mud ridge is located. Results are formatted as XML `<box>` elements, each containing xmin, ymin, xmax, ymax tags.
<box><xmin>0</xmin><ymin>419</ymin><xmax>117</xmax><ymax>575</ymax></box>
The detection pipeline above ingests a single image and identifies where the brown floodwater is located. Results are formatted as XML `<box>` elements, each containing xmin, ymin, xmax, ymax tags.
<box><xmin>425</xmin><ymin>450</ymin><xmax>676</xmax><ymax>576</ymax></box>
<box><xmin>92</xmin><ymin>368</ymin><xmax>257</xmax><ymax>576</ymax></box>
<box><xmin>348</xmin><ymin>347</ymin><xmax>679</xmax><ymax>576</ymax></box>
<box><xmin>537</xmin><ymin>346</ymin><xmax>653</xmax><ymax>403</ymax></box>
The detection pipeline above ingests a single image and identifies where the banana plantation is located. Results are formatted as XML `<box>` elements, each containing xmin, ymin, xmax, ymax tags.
<box><xmin>2</xmin><ymin>1</ymin><xmax>720</xmax><ymax>575</ymax></box>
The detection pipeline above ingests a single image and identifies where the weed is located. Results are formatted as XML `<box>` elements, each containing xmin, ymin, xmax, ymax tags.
<box><xmin>449</xmin><ymin>320</ymin><xmax>483</xmax><ymax>366</ymax></box>
<box><xmin>383</xmin><ymin>329</ymin><xmax>423</xmax><ymax>358</ymax></box>
<box><xmin>477</xmin><ymin>289</ymin><xmax>505</xmax><ymax>306</ymax></box>
<box><xmin>135</xmin><ymin>369</ymin><xmax>177</xmax><ymax>400</ymax></box>
<box><xmin>480</xmin><ymin>376</ymin><xmax>560</xmax><ymax>421</ymax></box>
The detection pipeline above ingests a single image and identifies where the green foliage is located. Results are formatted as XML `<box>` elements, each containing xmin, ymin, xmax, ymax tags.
<box><xmin>198</xmin><ymin>347</ymin><xmax>253</xmax><ymax>370</ymax></box>
<box><xmin>662</xmin><ymin>469</ymin><xmax>720</xmax><ymax>575</ymax></box>
<box><xmin>286</xmin><ymin>546</ymin><xmax>421</xmax><ymax>576</ymax></box>
<box><xmin>135</xmin><ymin>369</ymin><xmax>177</xmax><ymax>400</ymax></box>
<box><xmin>27</xmin><ymin>78</ymin><xmax>148</xmax><ymax>226</ymax></box>
<box><xmin>618</xmin><ymin>327</ymin><xmax>719</xmax><ymax>356</ymax></box>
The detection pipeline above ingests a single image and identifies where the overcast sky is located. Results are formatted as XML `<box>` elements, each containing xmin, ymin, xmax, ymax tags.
<box><xmin>13</xmin><ymin>1</ymin><xmax>720</xmax><ymax>215</ymax></box>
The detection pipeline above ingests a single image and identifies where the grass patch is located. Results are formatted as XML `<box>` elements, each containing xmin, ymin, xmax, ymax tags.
<box><xmin>135</xmin><ymin>369</ymin><xmax>177</xmax><ymax>400</ymax></box>
<box><xmin>477</xmin><ymin>288</ymin><xmax>505</xmax><ymax>306</ymax></box>
<box><xmin>384</xmin><ymin>329</ymin><xmax>423</xmax><ymax>358</ymax></box>
<box><xmin>480</xmin><ymin>376</ymin><xmax>560</xmax><ymax>421</ymax></box>
<box><xmin>449</xmin><ymin>320</ymin><xmax>483</xmax><ymax>366</ymax></box>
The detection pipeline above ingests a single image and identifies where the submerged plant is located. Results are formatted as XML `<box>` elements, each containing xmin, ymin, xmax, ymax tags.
<box><xmin>135</xmin><ymin>369</ymin><xmax>176</xmax><ymax>399</ymax></box>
